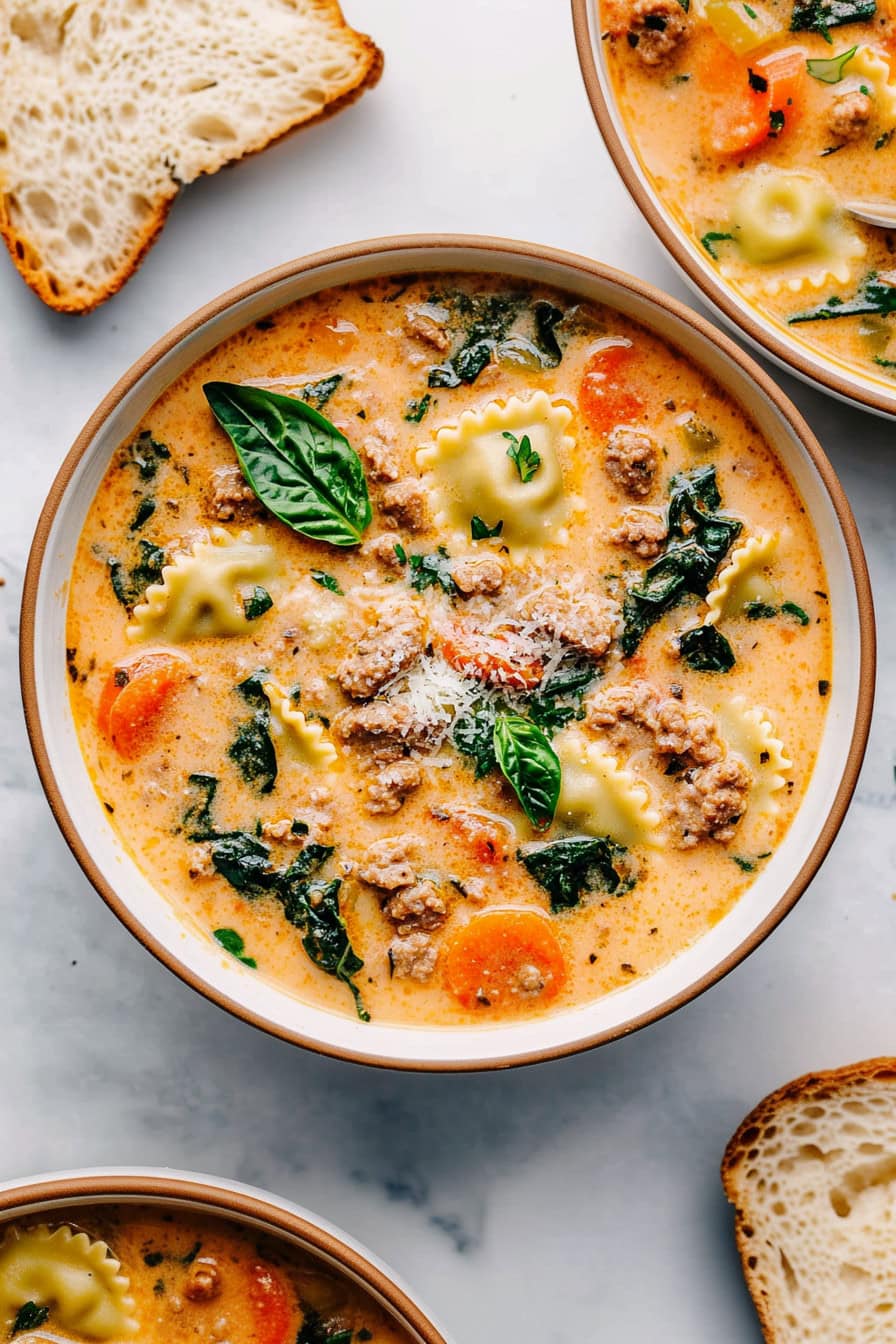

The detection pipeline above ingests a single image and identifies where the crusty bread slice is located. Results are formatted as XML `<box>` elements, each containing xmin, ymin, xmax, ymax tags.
<box><xmin>722</xmin><ymin>1058</ymin><xmax>896</xmax><ymax>1343</ymax></box>
<box><xmin>0</xmin><ymin>0</ymin><xmax>382</xmax><ymax>312</ymax></box>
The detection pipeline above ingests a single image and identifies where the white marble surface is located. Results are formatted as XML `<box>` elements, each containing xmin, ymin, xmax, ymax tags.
<box><xmin>0</xmin><ymin>2</ymin><xmax>893</xmax><ymax>1340</ymax></box>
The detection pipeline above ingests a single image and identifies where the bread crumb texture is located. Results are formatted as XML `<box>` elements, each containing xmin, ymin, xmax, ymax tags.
<box><xmin>0</xmin><ymin>0</ymin><xmax>382</xmax><ymax>311</ymax></box>
<box><xmin>722</xmin><ymin>1059</ymin><xmax>896</xmax><ymax>1343</ymax></box>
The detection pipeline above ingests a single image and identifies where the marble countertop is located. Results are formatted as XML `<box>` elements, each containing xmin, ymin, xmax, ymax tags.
<box><xmin>1</xmin><ymin>2</ymin><xmax>893</xmax><ymax>1340</ymax></box>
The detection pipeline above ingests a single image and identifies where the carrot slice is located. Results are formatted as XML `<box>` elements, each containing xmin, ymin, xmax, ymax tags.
<box><xmin>703</xmin><ymin>41</ymin><xmax>805</xmax><ymax>156</ymax></box>
<box><xmin>443</xmin><ymin>909</ymin><xmax>567</xmax><ymax>1010</ymax></box>
<box><xmin>99</xmin><ymin>651</ymin><xmax>191</xmax><ymax>758</ymax></box>
<box><xmin>247</xmin><ymin>1261</ymin><xmax>294</xmax><ymax>1344</ymax></box>
<box><xmin>440</xmin><ymin>626</ymin><xmax>543</xmax><ymax>691</ymax></box>
<box><xmin>579</xmin><ymin>343</ymin><xmax>644</xmax><ymax>433</ymax></box>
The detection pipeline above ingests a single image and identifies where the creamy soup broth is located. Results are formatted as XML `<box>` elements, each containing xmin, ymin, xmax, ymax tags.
<box><xmin>66</xmin><ymin>273</ymin><xmax>831</xmax><ymax>1026</ymax></box>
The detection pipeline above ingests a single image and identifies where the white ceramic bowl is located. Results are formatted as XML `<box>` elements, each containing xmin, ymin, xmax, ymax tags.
<box><xmin>21</xmin><ymin>236</ymin><xmax>875</xmax><ymax>1070</ymax></box>
<box><xmin>571</xmin><ymin>0</ymin><xmax>896</xmax><ymax>420</ymax></box>
<box><xmin>0</xmin><ymin>1167</ymin><xmax>451</xmax><ymax>1343</ymax></box>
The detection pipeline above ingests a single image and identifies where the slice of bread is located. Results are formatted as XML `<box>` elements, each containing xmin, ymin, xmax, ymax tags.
<box><xmin>0</xmin><ymin>0</ymin><xmax>382</xmax><ymax>312</ymax></box>
<box><xmin>722</xmin><ymin>1058</ymin><xmax>896</xmax><ymax>1343</ymax></box>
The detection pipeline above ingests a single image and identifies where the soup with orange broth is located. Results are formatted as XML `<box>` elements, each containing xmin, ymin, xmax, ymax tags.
<box><xmin>66</xmin><ymin>273</ymin><xmax>830</xmax><ymax>1026</ymax></box>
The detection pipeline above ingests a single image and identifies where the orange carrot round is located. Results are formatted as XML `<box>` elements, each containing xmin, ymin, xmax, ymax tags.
<box><xmin>443</xmin><ymin>909</ymin><xmax>567</xmax><ymax>1010</ymax></box>
<box><xmin>579</xmin><ymin>343</ymin><xmax>644</xmax><ymax>432</ymax></box>
<box><xmin>247</xmin><ymin>1261</ymin><xmax>294</xmax><ymax>1344</ymax></box>
<box><xmin>439</xmin><ymin>626</ymin><xmax>543</xmax><ymax>691</ymax></box>
<box><xmin>99</xmin><ymin>651</ymin><xmax>191</xmax><ymax>758</ymax></box>
<box><xmin>703</xmin><ymin>42</ymin><xmax>806</xmax><ymax>156</ymax></box>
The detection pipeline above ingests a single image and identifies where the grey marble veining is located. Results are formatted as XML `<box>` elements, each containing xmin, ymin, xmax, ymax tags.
<box><xmin>0</xmin><ymin>2</ymin><xmax>893</xmax><ymax>1341</ymax></box>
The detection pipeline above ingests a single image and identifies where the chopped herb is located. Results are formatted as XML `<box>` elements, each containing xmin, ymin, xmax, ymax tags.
<box><xmin>407</xmin><ymin>547</ymin><xmax>457</xmax><ymax>594</ymax></box>
<box><xmin>300</xmin><ymin>374</ymin><xmax>343</xmax><ymax>409</ymax></box>
<box><xmin>679</xmin><ymin>624</ymin><xmax>736</xmax><ymax>672</ymax></box>
<box><xmin>129</xmin><ymin>495</ymin><xmax>157</xmax><ymax>532</ymax></box>
<box><xmin>621</xmin><ymin>465</ymin><xmax>741</xmax><ymax>655</ymax></box>
<box><xmin>214</xmin><ymin>927</ymin><xmax>258</xmax><ymax>968</ymax></box>
<box><xmin>519</xmin><ymin>836</ymin><xmax>633</xmax><ymax>913</ymax></box>
<box><xmin>744</xmin><ymin>599</ymin><xmax>778</xmax><ymax>619</ymax></box>
<box><xmin>452</xmin><ymin>703</ymin><xmax>499</xmax><ymax>778</ymax></box>
<box><xmin>310</xmin><ymin>569</ymin><xmax>344</xmax><ymax>595</ymax></box>
<box><xmin>748</xmin><ymin>68</ymin><xmax>769</xmax><ymax>91</ymax></box>
<box><xmin>493</xmin><ymin>714</ymin><xmax>561</xmax><ymax>830</ymax></box>
<box><xmin>153</xmin><ymin>1279</ymin><xmax>165</xmax><ymax>1296</ymax></box>
<box><xmin>874</xmin><ymin>356</ymin><xmax>896</xmax><ymax>370</ymax></box>
<box><xmin>183</xmin><ymin>773</ymin><xmax>219</xmax><ymax>840</ymax></box>
<box><xmin>298</xmin><ymin>1309</ymin><xmax>359</xmax><ymax>1344</ymax></box>
<box><xmin>144</xmin><ymin>1251</ymin><xmax>164</xmax><ymax>1267</ymax></box>
<box><xmin>700</xmin><ymin>231</ymin><xmax>735</xmax><ymax>260</ymax></box>
<box><xmin>818</xmin><ymin>678</ymin><xmax>830</xmax><ymax>696</ymax></box>
<box><xmin>12</xmin><ymin>1303</ymin><xmax>50</xmax><ymax>1335</ymax></box>
<box><xmin>228</xmin><ymin>713</ymin><xmax>277</xmax><ymax>794</ymax></box>
<box><xmin>781</xmin><ymin>599</ymin><xmax>810</xmax><ymax>625</ymax></box>
<box><xmin>791</xmin><ymin>272</ymin><xmax>896</xmax><ymax>323</ymax></box>
<box><xmin>108</xmin><ymin>539</ymin><xmax>167</xmax><ymax>610</ymax></box>
<box><xmin>404</xmin><ymin>393</ymin><xmax>432</xmax><ymax>423</ymax></box>
<box><xmin>743</xmin><ymin>2</ymin><xmax>757</xmax><ymax>15</ymax></box>
<box><xmin>235</xmin><ymin>668</ymin><xmax>271</xmax><ymax>708</ymax></box>
<box><xmin>180</xmin><ymin>1241</ymin><xmax>202</xmax><ymax>1265</ymax></box>
<box><xmin>769</xmin><ymin>108</ymin><xmax>786</xmax><ymax>132</ymax></box>
<box><xmin>243</xmin><ymin>585</ymin><xmax>273</xmax><ymax>620</ymax></box>
<box><xmin>677</xmin><ymin>0</ymin><xmax>689</xmax><ymax>9</ymax></box>
<box><xmin>790</xmin><ymin>0</ymin><xmax>875</xmax><ymax>39</ymax></box>
<box><xmin>532</xmin><ymin>300</ymin><xmax>566</xmax><ymax>367</ymax></box>
<box><xmin>280</xmin><ymin>877</ymin><xmax>369</xmax><ymax>1021</ymax></box>
<box><xmin>527</xmin><ymin>657</ymin><xmax>598</xmax><ymax>735</ymax></box>
<box><xmin>122</xmin><ymin>429</ymin><xmax>170</xmax><ymax>481</ymax></box>
<box><xmin>875</xmin><ymin>129</ymin><xmax>894</xmax><ymax>149</ymax></box>
<box><xmin>732</xmin><ymin>855</ymin><xmax>755</xmax><ymax>871</ymax></box>
<box><xmin>394</xmin><ymin>542</ymin><xmax>407</xmax><ymax>565</ymax></box>
<box><xmin>806</xmin><ymin>44</ymin><xmax>857</xmax><ymax>80</ymax></box>
<box><xmin>504</xmin><ymin>430</ymin><xmax>542</xmax><ymax>482</ymax></box>
<box><xmin>470</xmin><ymin>515</ymin><xmax>504</xmax><ymax>540</ymax></box>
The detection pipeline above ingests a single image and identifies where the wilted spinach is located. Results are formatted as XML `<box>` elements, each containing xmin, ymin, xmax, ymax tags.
<box><xmin>790</xmin><ymin>272</ymin><xmax>896</xmax><ymax>322</ymax></box>
<box><xmin>678</xmin><ymin>624</ymin><xmax>736</xmax><ymax>672</ymax></box>
<box><xmin>108</xmin><ymin>539</ymin><xmax>167</xmax><ymax>610</ymax></box>
<box><xmin>519</xmin><ymin>836</ymin><xmax>633</xmax><ymax>912</ymax></box>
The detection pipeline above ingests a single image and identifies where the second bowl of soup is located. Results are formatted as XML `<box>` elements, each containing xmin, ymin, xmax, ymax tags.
<box><xmin>22</xmin><ymin>236</ymin><xmax>873</xmax><ymax>1068</ymax></box>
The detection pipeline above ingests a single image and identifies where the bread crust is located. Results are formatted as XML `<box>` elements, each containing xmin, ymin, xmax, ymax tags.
<box><xmin>0</xmin><ymin>3</ymin><xmax>383</xmax><ymax>314</ymax></box>
<box><xmin>721</xmin><ymin>1057</ymin><xmax>896</xmax><ymax>1343</ymax></box>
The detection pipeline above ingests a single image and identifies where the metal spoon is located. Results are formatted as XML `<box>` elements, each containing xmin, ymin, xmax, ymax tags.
<box><xmin>845</xmin><ymin>199</ymin><xmax>896</xmax><ymax>229</ymax></box>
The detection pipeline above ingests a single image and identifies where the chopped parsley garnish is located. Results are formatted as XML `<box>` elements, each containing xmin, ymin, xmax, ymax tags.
<box><xmin>875</xmin><ymin>129</ymin><xmax>894</xmax><ymax>150</ymax></box>
<box><xmin>214</xmin><ymin>927</ymin><xmax>258</xmax><ymax>968</ymax></box>
<box><xmin>700</xmin><ymin>231</ymin><xmax>735</xmax><ymax>260</ymax></box>
<box><xmin>310</xmin><ymin>570</ymin><xmax>343</xmax><ymax>595</ymax></box>
<box><xmin>407</xmin><ymin>547</ymin><xmax>457</xmax><ymax>594</ymax></box>
<box><xmin>470</xmin><ymin>515</ymin><xmax>504</xmax><ymax>540</ymax></box>
<box><xmin>504</xmin><ymin>430</ymin><xmax>541</xmax><ymax>482</ymax></box>
<box><xmin>243</xmin><ymin>585</ymin><xmax>273</xmax><ymax>620</ymax></box>
<box><xmin>404</xmin><ymin>393</ymin><xmax>432</xmax><ymax>422</ymax></box>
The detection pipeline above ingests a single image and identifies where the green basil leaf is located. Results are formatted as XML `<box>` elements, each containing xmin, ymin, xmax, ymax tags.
<box><xmin>493</xmin><ymin>714</ymin><xmax>561</xmax><ymax>830</ymax></box>
<box><xmin>204</xmin><ymin>381</ymin><xmax>371</xmax><ymax>547</ymax></box>
<box><xmin>806</xmin><ymin>43</ymin><xmax>857</xmax><ymax>80</ymax></box>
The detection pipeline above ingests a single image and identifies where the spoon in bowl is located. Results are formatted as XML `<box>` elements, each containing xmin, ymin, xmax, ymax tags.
<box><xmin>845</xmin><ymin>200</ymin><xmax>896</xmax><ymax>229</ymax></box>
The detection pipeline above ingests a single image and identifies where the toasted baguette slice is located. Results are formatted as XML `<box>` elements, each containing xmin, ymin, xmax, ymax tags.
<box><xmin>723</xmin><ymin>1059</ymin><xmax>896</xmax><ymax>1343</ymax></box>
<box><xmin>0</xmin><ymin>0</ymin><xmax>382</xmax><ymax>312</ymax></box>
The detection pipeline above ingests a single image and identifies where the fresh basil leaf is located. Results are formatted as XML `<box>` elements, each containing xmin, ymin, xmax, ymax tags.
<box><xmin>12</xmin><ymin>1302</ymin><xmax>50</xmax><ymax>1335</ymax></box>
<box><xmin>204</xmin><ymin>381</ymin><xmax>371</xmax><ymax>547</ymax></box>
<box><xmin>280</xmin><ymin>877</ymin><xmax>369</xmax><ymax>1021</ymax></box>
<box><xmin>493</xmin><ymin>714</ymin><xmax>561</xmax><ymax>830</ymax></box>
<box><xmin>243</xmin><ymin>585</ymin><xmax>273</xmax><ymax>620</ymax></box>
<box><xmin>806</xmin><ymin>43</ymin><xmax>857</xmax><ymax>80</ymax></box>
<box><xmin>790</xmin><ymin>272</ymin><xmax>896</xmax><ymax>323</ymax></box>
<box><xmin>679</xmin><ymin>624</ymin><xmax>736</xmax><ymax>672</ymax></box>
<box><xmin>228</xmin><ymin>713</ymin><xmax>277</xmax><ymax>794</ymax></box>
<box><xmin>404</xmin><ymin>393</ymin><xmax>432</xmax><ymax>422</ymax></box>
<box><xmin>470</xmin><ymin>515</ymin><xmax>504</xmax><ymax>540</ymax></box>
<box><xmin>519</xmin><ymin>835</ymin><xmax>631</xmax><ymax>912</ymax></box>
<box><xmin>504</xmin><ymin>431</ymin><xmax>542</xmax><ymax>483</ymax></box>
<box><xmin>790</xmin><ymin>0</ymin><xmax>874</xmax><ymax>38</ymax></box>
<box><xmin>310</xmin><ymin>569</ymin><xmax>343</xmax><ymax>595</ymax></box>
<box><xmin>213</xmin><ymin>927</ymin><xmax>257</xmax><ymax>968</ymax></box>
<box><xmin>407</xmin><ymin>547</ymin><xmax>457</xmax><ymax>594</ymax></box>
<box><xmin>183</xmin><ymin>773</ymin><xmax>219</xmax><ymax>840</ymax></box>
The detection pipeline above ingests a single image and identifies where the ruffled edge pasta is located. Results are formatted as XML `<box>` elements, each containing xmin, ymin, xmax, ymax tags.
<box><xmin>850</xmin><ymin>45</ymin><xmax>896</xmax><ymax>124</ymax></box>
<box><xmin>715</xmin><ymin>696</ymin><xmax>792</xmax><ymax>816</ymax></box>
<box><xmin>263</xmin><ymin>679</ymin><xmax>339</xmax><ymax>769</ymax></box>
<box><xmin>0</xmin><ymin>1225</ymin><xmax>138</xmax><ymax>1339</ymax></box>
<box><xmin>415</xmin><ymin>391</ymin><xmax>578</xmax><ymax>551</ymax></box>
<box><xmin>555</xmin><ymin>730</ymin><xmax>662</xmax><ymax>849</ymax></box>
<box><xmin>705</xmin><ymin>530</ymin><xmax>779</xmax><ymax>626</ymax></box>
<box><xmin>128</xmin><ymin>528</ymin><xmax>276</xmax><ymax>643</ymax></box>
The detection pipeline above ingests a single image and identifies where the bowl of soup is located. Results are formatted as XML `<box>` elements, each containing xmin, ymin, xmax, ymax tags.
<box><xmin>0</xmin><ymin>1168</ymin><xmax>449</xmax><ymax>1343</ymax></box>
<box><xmin>21</xmin><ymin>236</ymin><xmax>874</xmax><ymax>1069</ymax></box>
<box><xmin>572</xmin><ymin>0</ymin><xmax>896</xmax><ymax>416</ymax></box>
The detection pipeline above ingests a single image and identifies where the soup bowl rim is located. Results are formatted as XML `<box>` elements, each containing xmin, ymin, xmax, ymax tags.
<box><xmin>20</xmin><ymin>232</ymin><xmax>876</xmax><ymax>1071</ymax></box>
<box><xmin>0</xmin><ymin>1166</ymin><xmax>452</xmax><ymax>1344</ymax></box>
<box><xmin>570</xmin><ymin>0</ymin><xmax>896</xmax><ymax>420</ymax></box>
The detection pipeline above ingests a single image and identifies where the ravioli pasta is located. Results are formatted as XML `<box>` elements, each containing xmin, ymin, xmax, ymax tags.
<box><xmin>0</xmin><ymin>1225</ymin><xmax>137</xmax><ymax>1340</ymax></box>
<box><xmin>66</xmin><ymin>271</ymin><xmax>830</xmax><ymax>1025</ymax></box>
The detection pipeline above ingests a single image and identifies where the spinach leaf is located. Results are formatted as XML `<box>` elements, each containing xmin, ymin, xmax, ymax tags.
<box><xmin>129</xmin><ymin>495</ymin><xmax>157</xmax><ymax>532</ymax></box>
<box><xmin>243</xmin><ymin>585</ymin><xmax>273</xmax><ymax>620</ymax></box>
<box><xmin>300</xmin><ymin>374</ymin><xmax>342</xmax><ymax>409</ymax></box>
<box><xmin>108</xmin><ymin>539</ymin><xmax>167</xmax><ymax>610</ymax></box>
<box><xmin>297</xmin><ymin>1309</ymin><xmax>355</xmax><ymax>1344</ymax></box>
<box><xmin>700</xmin><ymin>231</ymin><xmax>734</xmax><ymax>260</ymax></box>
<box><xmin>235</xmin><ymin>669</ymin><xmax>270</xmax><ymax>709</ymax></box>
<box><xmin>12</xmin><ymin>1302</ymin><xmax>50</xmax><ymax>1335</ymax></box>
<box><xmin>452</xmin><ymin>703</ymin><xmax>500</xmax><ymax>778</ymax></box>
<box><xmin>621</xmin><ymin>466</ymin><xmax>741</xmax><ymax>655</ymax></box>
<box><xmin>678</xmin><ymin>624</ymin><xmax>736</xmax><ymax>672</ymax></box>
<box><xmin>183</xmin><ymin>773</ymin><xmax>219</xmax><ymax>840</ymax></box>
<box><xmin>213</xmin><ymin>927</ymin><xmax>257</xmax><ymax>968</ymax></box>
<box><xmin>519</xmin><ymin>836</ymin><xmax>631</xmax><ymax>912</ymax></box>
<box><xmin>427</xmin><ymin>292</ymin><xmax>523</xmax><ymax>387</ymax></box>
<box><xmin>407</xmin><ymin>547</ymin><xmax>457</xmax><ymax>594</ymax></box>
<box><xmin>744</xmin><ymin>599</ymin><xmax>778</xmax><ymax>619</ymax></box>
<box><xmin>806</xmin><ymin>43</ymin><xmax>857</xmax><ymax>79</ymax></box>
<box><xmin>790</xmin><ymin>0</ymin><xmax>874</xmax><ymax>37</ymax></box>
<box><xmin>122</xmin><ymin>429</ymin><xmax>170</xmax><ymax>480</ymax></box>
<box><xmin>781</xmin><ymin>599</ymin><xmax>810</xmax><ymax>625</ymax></box>
<box><xmin>204</xmin><ymin>381</ymin><xmax>371</xmax><ymax>547</ymax></box>
<box><xmin>504</xmin><ymin>431</ymin><xmax>541</xmax><ymax>482</ymax></box>
<box><xmin>228</xmin><ymin>713</ymin><xmax>277</xmax><ymax>794</ymax></box>
<box><xmin>470</xmin><ymin>515</ymin><xmax>504</xmax><ymax>540</ymax></box>
<box><xmin>790</xmin><ymin>272</ymin><xmax>896</xmax><ymax>322</ymax></box>
<box><xmin>527</xmin><ymin>657</ymin><xmax>598</xmax><ymax>735</ymax></box>
<box><xmin>532</xmin><ymin>300</ymin><xmax>565</xmax><ymax>367</ymax></box>
<box><xmin>404</xmin><ymin>393</ymin><xmax>432</xmax><ymax>423</ymax></box>
<box><xmin>278</xmin><ymin>844</ymin><xmax>335</xmax><ymax>902</ymax></box>
<box><xmin>493</xmin><ymin>714</ymin><xmax>561</xmax><ymax>830</ymax></box>
<box><xmin>280</xmin><ymin>877</ymin><xmax>369</xmax><ymax>1021</ymax></box>
<box><xmin>311</xmin><ymin>569</ymin><xmax>343</xmax><ymax>595</ymax></box>
<box><xmin>210</xmin><ymin>831</ymin><xmax>274</xmax><ymax>895</ymax></box>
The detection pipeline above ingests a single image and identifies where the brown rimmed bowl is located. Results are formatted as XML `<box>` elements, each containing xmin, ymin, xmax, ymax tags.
<box><xmin>20</xmin><ymin>235</ymin><xmax>875</xmax><ymax>1071</ymax></box>
<box><xmin>0</xmin><ymin>1168</ymin><xmax>451</xmax><ymax>1342</ymax></box>
<box><xmin>571</xmin><ymin>0</ymin><xmax>896</xmax><ymax>419</ymax></box>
